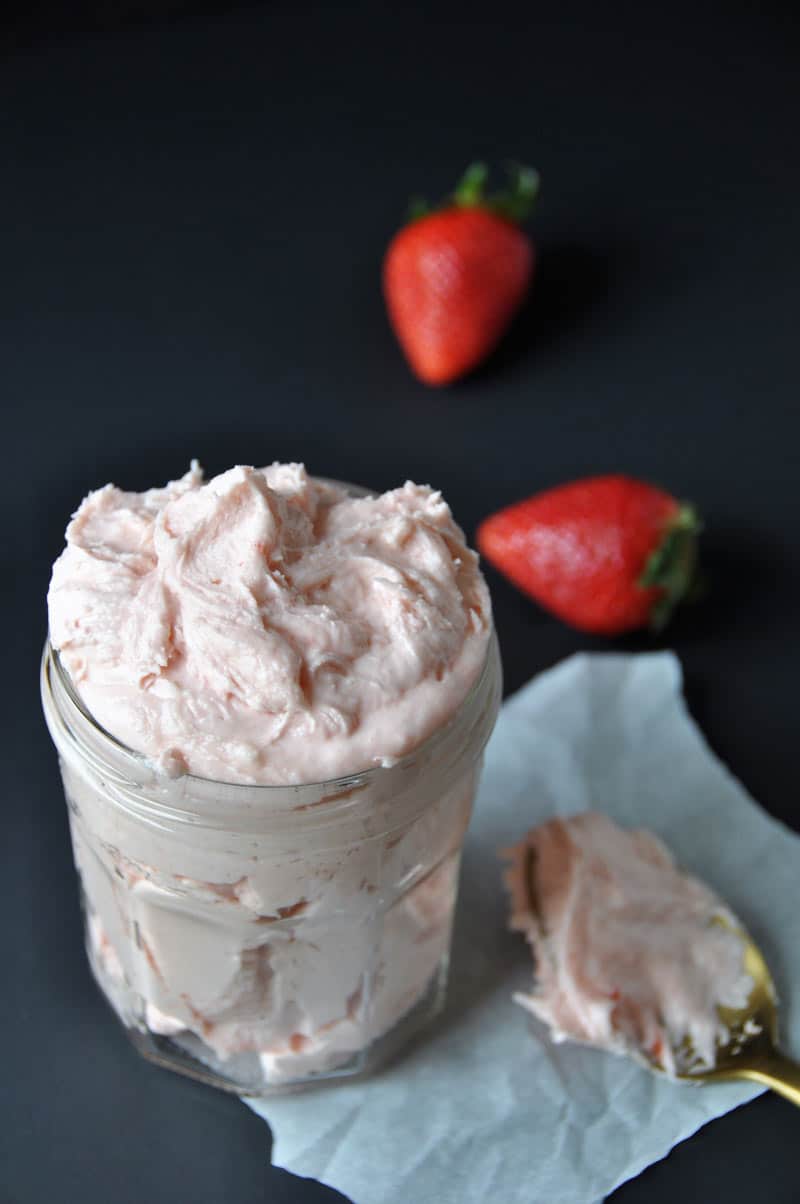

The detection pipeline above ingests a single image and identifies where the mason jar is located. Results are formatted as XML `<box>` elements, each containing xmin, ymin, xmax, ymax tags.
<box><xmin>41</xmin><ymin>630</ymin><xmax>501</xmax><ymax>1095</ymax></box>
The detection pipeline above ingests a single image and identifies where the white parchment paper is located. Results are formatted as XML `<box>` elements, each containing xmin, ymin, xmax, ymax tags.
<box><xmin>246</xmin><ymin>653</ymin><xmax>800</xmax><ymax>1203</ymax></box>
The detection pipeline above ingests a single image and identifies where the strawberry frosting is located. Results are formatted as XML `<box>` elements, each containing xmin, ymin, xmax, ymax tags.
<box><xmin>504</xmin><ymin>812</ymin><xmax>753</xmax><ymax>1075</ymax></box>
<box><xmin>48</xmin><ymin>462</ymin><xmax>490</xmax><ymax>784</ymax></box>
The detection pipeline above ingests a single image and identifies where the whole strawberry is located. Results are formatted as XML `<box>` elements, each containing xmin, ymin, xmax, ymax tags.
<box><xmin>477</xmin><ymin>475</ymin><xmax>701</xmax><ymax>635</ymax></box>
<box><xmin>383</xmin><ymin>162</ymin><xmax>539</xmax><ymax>386</ymax></box>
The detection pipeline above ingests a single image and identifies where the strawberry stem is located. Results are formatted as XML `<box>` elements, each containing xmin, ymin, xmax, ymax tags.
<box><xmin>640</xmin><ymin>504</ymin><xmax>703</xmax><ymax>631</ymax></box>
<box><xmin>453</xmin><ymin>162</ymin><xmax>490</xmax><ymax>207</ymax></box>
<box><xmin>406</xmin><ymin>161</ymin><xmax>540</xmax><ymax>225</ymax></box>
<box><xmin>407</xmin><ymin>195</ymin><xmax>431</xmax><ymax>221</ymax></box>
<box><xmin>490</xmin><ymin>163</ymin><xmax>540</xmax><ymax>222</ymax></box>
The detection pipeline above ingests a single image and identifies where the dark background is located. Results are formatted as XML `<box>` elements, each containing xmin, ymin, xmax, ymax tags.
<box><xmin>4</xmin><ymin>2</ymin><xmax>799</xmax><ymax>1201</ymax></box>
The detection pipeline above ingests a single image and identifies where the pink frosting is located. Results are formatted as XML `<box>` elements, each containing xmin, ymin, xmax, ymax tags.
<box><xmin>48</xmin><ymin>462</ymin><xmax>491</xmax><ymax>784</ymax></box>
<box><xmin>504</xmin><ymin>812</ymin><xmax>753</xmax><ymax>1075</ymax></box>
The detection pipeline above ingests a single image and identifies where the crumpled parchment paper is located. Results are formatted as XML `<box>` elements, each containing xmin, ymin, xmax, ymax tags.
<box><xmin>246</xmin><ymin>652</ymin><xmax>800</xmax><ymax>1204</ymax></box>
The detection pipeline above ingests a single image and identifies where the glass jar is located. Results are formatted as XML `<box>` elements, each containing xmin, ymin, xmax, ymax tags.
<box><xmin>41</xmin><ymin>630</ymin><xmax>501</xmax><ymax>1095</ymax></box>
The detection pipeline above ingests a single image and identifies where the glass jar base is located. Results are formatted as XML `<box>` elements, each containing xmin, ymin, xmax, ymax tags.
<box><xmin>91</xmin><ymin>944</ymin><xmax>449</xmax><ymax>1097</ymax></box>
<box><xmin>87</xmin><ymin>910</ymin><xmax>453</xmax><ymax>1102</ymax></box>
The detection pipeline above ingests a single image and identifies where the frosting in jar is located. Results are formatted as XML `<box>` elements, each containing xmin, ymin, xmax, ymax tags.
<box><xmin>45</xmin><ymin>462</ymin><xmax>495</xmax><ymax>1087</ymax></box>
<box><xmin>48</xmin><ymin>462</ymin><xmax>491</xmax><ymax>784</ymax></box>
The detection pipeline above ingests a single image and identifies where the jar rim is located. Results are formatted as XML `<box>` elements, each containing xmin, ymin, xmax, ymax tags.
<box><xmin>43</xmin><ymin>629</ymin><xmax>499</xmax><ymax>804</ymax></box>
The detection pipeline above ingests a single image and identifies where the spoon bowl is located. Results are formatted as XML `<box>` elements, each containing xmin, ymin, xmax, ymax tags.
<box><xmin>651</xmin><ymin>918</ymin><xmax>800</xmax><ymax>1106</ymax></box>
<box><xmin>522</xmin><ymin>845</ymin><xmax>800</xmax><ymax>1106</ymax></box>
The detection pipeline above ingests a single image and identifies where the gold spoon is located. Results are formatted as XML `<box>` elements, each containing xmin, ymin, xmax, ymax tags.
<box><xmin>523</xmin><ymin>849</ymin><xmax>800</xmax><ymax>1106</ymax></box>
<box><xmin>657</xmin><ymin>919</ymin><xmax>800</xmax><ymax>1107</ymax></box>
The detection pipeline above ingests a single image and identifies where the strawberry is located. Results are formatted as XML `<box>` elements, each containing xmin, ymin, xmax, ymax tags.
<box><xmin>382</xmin><ymin>162</ymin><xmax>539</xmax><ymax>386</ymax></box>
<box><xmin>476</xmin><ymin>475</ymin><xmax>701</xmax><ymax>635</ymax></box>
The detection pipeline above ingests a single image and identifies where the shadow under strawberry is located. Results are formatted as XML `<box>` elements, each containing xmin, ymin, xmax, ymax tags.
<box><xmin>463</xmin><ymin>240</ymin><xmax>637</xmax><ymax>385</ymax></box>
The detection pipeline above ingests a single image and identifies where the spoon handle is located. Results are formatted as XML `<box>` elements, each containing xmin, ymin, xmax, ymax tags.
<box><xmin>740</xmin><ymin>1050</ymin><xmax>800</xmax><ymax>1108</ymax></box>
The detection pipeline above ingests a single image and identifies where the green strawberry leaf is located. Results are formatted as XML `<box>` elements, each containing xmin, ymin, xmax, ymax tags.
<box><xmin>640</xmin><ymin>504</ymin><xmax>703</xmax><ymax>631</ymax></box>
<box><xmin>406</xmin><ymin>161</ymin><xmax>540</xmax><ymax>226</ymax></box>
<box><xmin>453</xmin><ymin>162</ymin><xmax>490</xmax><ymax>207</ymax></box>
<box><xmin>489</xmin><ymin>163</ymin><xmax>541</xmax><ymax>223</ymax></box>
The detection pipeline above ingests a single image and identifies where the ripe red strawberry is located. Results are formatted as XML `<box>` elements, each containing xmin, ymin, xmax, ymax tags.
<box><xmin>476</xmin><ymin>475</ymin><xmax>701</xmax><ymax>635</ymax></box>
<box><xmin>383</xmin><ymin>162</ymin><xmax>539</xmax><ymax>386</ymax></box>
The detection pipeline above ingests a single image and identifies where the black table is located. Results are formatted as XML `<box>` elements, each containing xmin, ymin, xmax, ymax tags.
<box><xmin>5</xmin><ymin>3</ymin><xmax>799</xmax><ymax>1201</ymax></box>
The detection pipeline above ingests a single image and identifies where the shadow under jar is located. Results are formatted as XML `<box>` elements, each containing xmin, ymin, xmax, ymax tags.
<box><xmin>40</xmin><ymin>631</ymin><xmax>501</xmax><ymax>1095</ymax></box>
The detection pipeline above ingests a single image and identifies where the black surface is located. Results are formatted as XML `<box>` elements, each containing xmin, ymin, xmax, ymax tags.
<box><xmin>4</xmin><ymin>2</ymin><xmax>800</xmax><ymax>1201</ymax></box>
